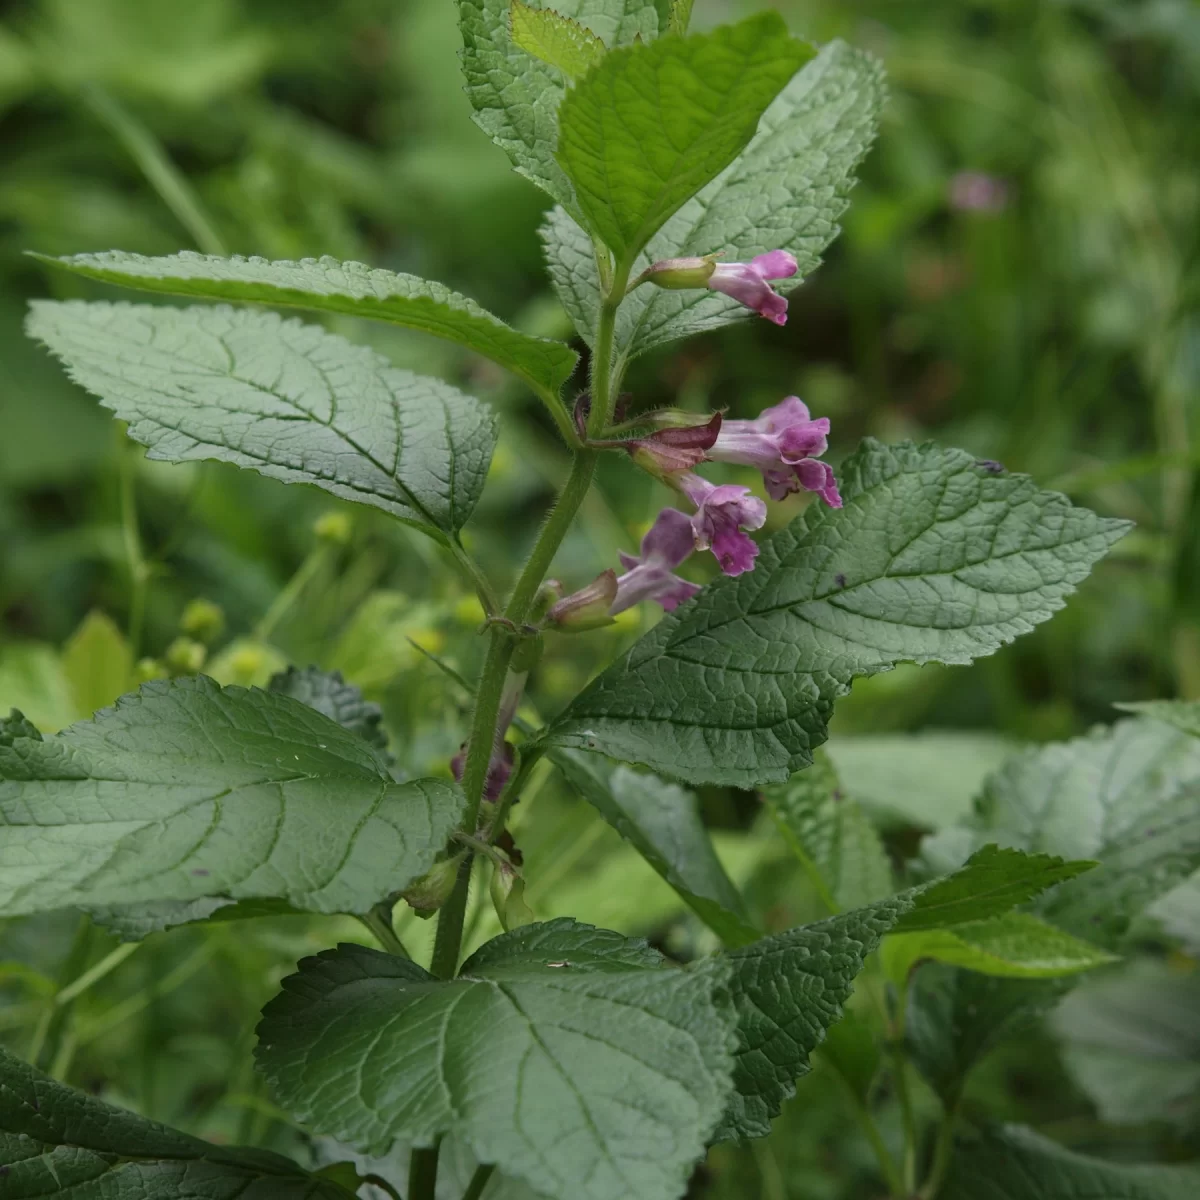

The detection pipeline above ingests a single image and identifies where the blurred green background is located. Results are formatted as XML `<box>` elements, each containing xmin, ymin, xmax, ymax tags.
<box><xmin>1</xmin><ymin>0</ymin><xmax>1198</xmax><ymax>1196</ymax></box>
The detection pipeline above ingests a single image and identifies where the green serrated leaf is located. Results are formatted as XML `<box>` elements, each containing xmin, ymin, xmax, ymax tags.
<box><xmin>541</xmin><ymin>440</ymin><xmax>1129</xmax><ymax>788</ymax></box>
<box><xmin>34</xmin><ymin>250</ymin><xmax>578</xmax><ymax>399</ymax></box>
<box><xmin>255</xmin><ymin>920</ymin><xmax>735</xmax><ymax>1200</ymax></box>
<box><xmin>551</xmin><ymin>748</ymin><xmax>758</xmax><ymax>946</ymax></box>
<box><xmin>458</xmin><ymin>0</ymin><xmax>658</xmax><ymax>209</ymax></box>
<box><xmin>543</xmin><ymin>39</ymin><xmax>883</xmax><ymax>354</ymax></box>
<box><xmin>61</xmin><ymin>610</ymin><xmax>132</xmax><ymax>718</ymax></box>
<box><xmin>88</xmin><ymin>897</ymin><xmax>301</xmax><ymax>943</ymax></box>
<box><xmin>1117</xmin><ymin>698</ymin><xmax>1200</xmax><ymax>737</ymax></box>
<box><xmin>766</xmin><ymin>750</ymin><xmax>893</xmax><ymax>912</ymax></box>
<box><xmin>896</xmin><ymin>845</ymin><xmax>1096</xmax><ymax>932</ymax></box>
<box><xmin>718</xmin><ymin>894</ymin><xmax>911</xmax><ymax>1140</ymax></box>
<box><xmin>882</xmin><ymin>912</ymin><xmax>1116</xmax><ymax>983</ymax></box>
<box><xmin>923</xmin><ymin>717</ymin><xmax>1200</xmax><ymax>947</ymax></box>
<box><xmin>0</xmin><ymin>709</ymin><xmax>41</xmax><ymax>745</ymax></box>
<box><xmin>0</xmin><ymin>676</ymin><xmax>464</xmax><ymax>918</ymax></box>
<box><xmin>0</xmin><ymin>1045</ymin><xmax>356</xmax><ymax>1198</ymax></box>
<box><xmin>1051</xmin><ymin>959</ymin><xmax>1200</xmax><ymax>1128</ymax></box>
<box><xmin>557</xmin><ymin>13</ymin><xmax>813</xmax><ymax>261</ymax></box>
<box><xmin>268</xmin><ymin>666</ymin><xmax>389</xmax><ymax>756</ymax></box>
<box><xmin>942</xmin><ymin>1126</ymin><xmax>1200</xmax><ymax>1200</ymax></box>
<box><xmin>26</xmin><ymin>301</ymin><xmax>497</xmax><ymax>542</ymax></box>
<box><xmin>510</xmin><ymin>0</ymin><xmax>606</xmax><ymax>78</ymax></box>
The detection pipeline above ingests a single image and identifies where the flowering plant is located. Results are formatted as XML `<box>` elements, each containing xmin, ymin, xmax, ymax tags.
<box><xmin>5</xmin><ymin>5</ymin><xmax>1186</xmax><ymax>1200</ymax></box>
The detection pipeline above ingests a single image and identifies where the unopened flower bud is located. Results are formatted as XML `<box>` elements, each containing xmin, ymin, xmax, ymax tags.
<box><xmin>314</xmin><ymin>511</ymin><xmax>353</xmax><ymax>545</ymax></box>
<box><xmin>627</xmin><ymin>412</ymin><xmax>722</xmax><ymax>480</ymax></box>
<box><xmin>403</xmin><ymin>852</ymin><xmax>466</xmax><ymax>918</ymax></box>
<box><xmin>489</xmin><ymin>851</ymin><xmax>535</xmax><ymax>932</ymax></box>
<box><xmin>135</xmin><ymin>657</ymin><xmax>168</xmax><ymax>684</ymax></box>
<box><xmin>637</xmin><ymin>255</ymin><xmax>719</xmax><ymax>290</ymax></box>
<box><xmin>165</xmin><ymin>637</ymin><xmax>207</xmax><ymax>676</ymax></box>
<box><xmin>180</xmin><ymin>597</ymin><xmax>225</xmax><ymax>644</ymax></box>
<box><xmin>547</xmin><ymin>569</ymin><xmax>618</xmax><ymax>632</ymax></box>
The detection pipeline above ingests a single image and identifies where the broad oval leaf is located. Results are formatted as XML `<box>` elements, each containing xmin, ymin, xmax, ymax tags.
<box><xmin>922</xmin><ymin>716</ymin><xmax>1200</xmax><ymax>947</ymax></box>
<box><xmin>0</xmin><ymin>1045</ymin><xmax>356</xmax><ymax>1199</ymax></box>
<box><xmin>541</xmin><ymin>440</ymin><xmax>1129</xmax><ymax>788</ymax></box>
<box><xmin>458</xmin><ymin>0</ymin><xmax>659</xmax><ymax>210</ymax></box>
<box><xmin>1051</xmin><ymin>959</ymin><xmax>1200</xmax><ymax>1128</ymax></box>
<box><xmin>255</xmin><ymin>920</ymin><xmax>735</xmax><ymax>1200</ymax></box>
<box><xmin>543</xmin><ymin>39</ymin><xmax>883</xmax><ymax>354</ymax></box>
<box><xmin>26</xmin><ymin>300</ymin><xmax>497</xmax><ymax>542</ymax></box>
<box><xmin>556</xmin><ymin>13</ymin><xmax>814</xmax><ymax>261</ymax></box>
<box><xmin>0</xmin><ymin>676</ymin><xmax>464</xmax><ymax>917</ymax></box>
<box><xmin>34</xmin><ymin>250</ymin><xmax>579</xmax><ymax>397</ymax></box>
<box><xmin>550</xmin><ymin>747</ymin><xmax>758</xmax><ymax>946</ymax></box>
<box><xmin>942</xmin><ymin>1126</ymin><xmax>1200</xmax><ymax>1200</ymax></box>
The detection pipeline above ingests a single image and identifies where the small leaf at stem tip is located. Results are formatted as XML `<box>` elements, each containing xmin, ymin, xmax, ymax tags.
<box><xmin>510</xmin><ymin>1</ymin><xmax>607</xmax><ymax>79</ymax></box>
<box><xmin>556</xmin><ymin>13</ymin><xmax>815</xmax><ymax>260</ymax></box>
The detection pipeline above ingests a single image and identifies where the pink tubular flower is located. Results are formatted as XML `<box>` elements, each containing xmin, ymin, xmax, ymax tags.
<box><xmin>707</xmin><ymin>250</ymin><xmax>798</xmax><ymax>325</ymax></box>
<box><xmin>677</xmin><ymin>473</ymin><xmax>767</xmax><ymax>576</ymax></box>
<box><xmin>708</xmin><ymin>396</ymin><xmax>842</xmax><ymax>507</ymax></box>
<box><xmin>611</xmin><ymin>508</ymin><xmax>701</xmax><ymax>614</ymax></box>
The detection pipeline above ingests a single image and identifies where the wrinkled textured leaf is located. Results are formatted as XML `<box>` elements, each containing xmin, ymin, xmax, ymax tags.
<box><xmin>1051</xmin><ymin>959</ymin><xmax>1200</xmax><ymax>1128</ymax></box>
<box><xmin>0</xmin><ymin>1045</ymin><xmax>355</xmax><ymax>1199</ymax></box>
<box><xmin>718</xmin><ymin>896</ymin><xmax>909</xmax><ymax>1140</ymax></box>
<box><xmin>766</xmin><ymin>750</ymin><xmax>893</xmax><ymax>912</ymax></box>
<box><xmin>27</xmin><ymin>301</ymin><xmax>497</xmax><ymax>542</ymax></box>
<box><xmin>509</xmin><ymin>0</ymin><xmax>606</xmax><ymax>78</ymax></box>
<box><xmin>0</xmin><ymin>709</ymin><xmax>40</xmax><ymax>745</ymax></box>
<box><xmin>716</xmin><ymin>844</ymin><xmax>1076</xmax><ymax>1140</ymax></box>
<box><xmin>551</xmin><ymin>748</ymin><xmax>757</xmax><ymax>945</ymax></box>
<box><xmin>922</xmin><ymin>717</ymin><xmax>1200</xmax><ymax>947</ymax></box>
<box><xmin>255</xmin><ymin>920</ymin><xmax>735</xmax><ymax>1200</ymax></box>
<box><xmin>1145</xmin><ymin>868</ymin><xmax>1200</xmax><ymax>952</ymax></box>
<box><xmin>458</xmin><ymin>0</ymin><xmax>658</xmax><ymax>209</ymax></box>
<box><xmin>542</xmin><ymin>441</ymin><xmax>1127</xmax><ymax>788</ymax></box>
<box><xmin>0</xmin><ymin>676</ymin><xmax>463</xmax><ymax>917</ymax></box>
<box><xmin>557</xmin><ymin>14</ymin><xmax>813</xmax><ymax>260</ymax></box>
<box><xmin>882</xmin><ymin>912</ymin><xmax>1115</xmax><ymax>982</ymax></box>
<box><xmin>824</xmin><ymin>731</ymin><xmax>1017</xmax><ymax>829</ymax></box>
<box><xmin>89</xmin><ymin>897</ymin><xmax>300</xmax><ymax>943</ymax></box>
<box><xmin>543</xmin><ymin>39</ymin><xmax>883</xmax><ymax>355</ymax></box>
<box><xmin>942</xmin><ymin>1126</ymin><xmax>1200</xmax><ymax>1200</ymax></box>
<box><xmin>268</xmin><ymin>666</ymin><xmax>389</xmax><ymax>755</ymax></box>
<box><xmin>34</xmin><ymin>251</ymin><xmax>578</xmax><ymax>397</ymax></box>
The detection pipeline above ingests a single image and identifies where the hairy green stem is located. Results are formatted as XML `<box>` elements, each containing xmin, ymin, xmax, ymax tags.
<box><xmin>450</xmin><ymin>538</ymin><xmax>501</xmax><ymax>616</ymax></box>
<box><xmin>587</xmin><ymin>259</ymin><xmax>632</xmax><ymax>438</ymax></box>
<box><xmin>461</xmin><ymin>1163</ymin><xmax>496</xmax><ymax>1200</ymax></box>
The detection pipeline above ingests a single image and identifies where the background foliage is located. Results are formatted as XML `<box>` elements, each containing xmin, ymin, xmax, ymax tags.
<box><xmin>1</xmin><ymin>0</ymin><xmax>1198</xmax><ymax>1196</ymax></box>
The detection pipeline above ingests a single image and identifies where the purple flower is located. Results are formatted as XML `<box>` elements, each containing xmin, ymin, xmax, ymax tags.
<box><xmin>611</xmin><ymin>508</ymin><xmax>701</xmax><ymax>613</ymax></box>
<box><xmin>707</xmin><ymin>251</ymin><xmax>798</xmax><ymax>325</ymax></box>
<box><xmin>709</xmin><ymin>396</ymin><xmax>843</xmax><ymax>507</ymax></box>
<box><xmin>677</xmin><ymin>473</ymin><xmax>767</xmax><ymax>576</ymax></box>
<box><xmin>948</xmin><ymin>171</ymin><xmax>1009</xmax><ymax>214</ymax></box>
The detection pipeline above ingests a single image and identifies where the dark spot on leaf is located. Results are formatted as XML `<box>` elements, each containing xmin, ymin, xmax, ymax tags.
<box><xmin>835</xmin><ymin>572</ymin><xmax>846</xmax><ymax>588</ymax></box>
<box><xmin>975</xmin><ymin>459</ymin><xmax>1005</xmax><ymax>474</ymax></box>
<box><xmin>192</xmin><ymin>868</ymin><xmax>210</xmax><ymax>876</ymax></box>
